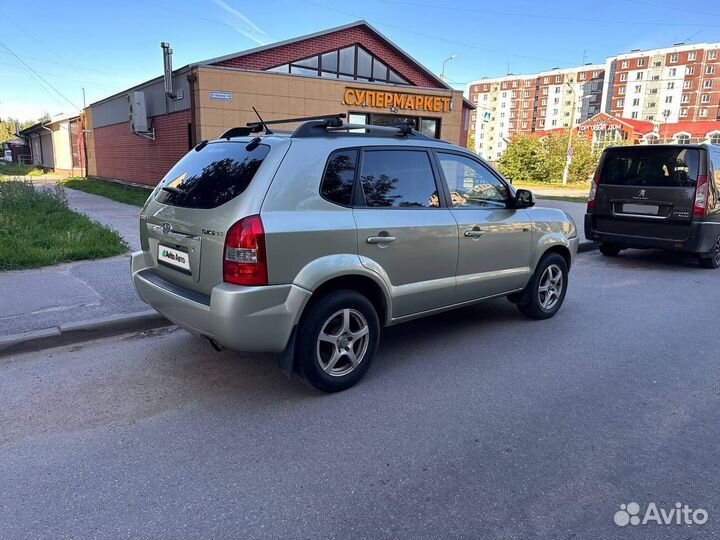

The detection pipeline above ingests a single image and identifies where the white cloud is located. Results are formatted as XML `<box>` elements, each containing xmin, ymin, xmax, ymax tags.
<box><xmin>211</xmin><ymin>0</ymin><xmax>274</xmax><ymax>45</ymax></box>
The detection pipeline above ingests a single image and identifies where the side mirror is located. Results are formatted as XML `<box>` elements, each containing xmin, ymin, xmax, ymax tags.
<box><xmin>514</xmin><ymin>188</ymin><xmax>535</xmax><ymax>209</ymax></box>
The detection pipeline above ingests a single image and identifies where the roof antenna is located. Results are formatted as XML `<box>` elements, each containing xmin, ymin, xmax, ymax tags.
<box><xmin>252</xmin><ymin>106</ymin><xmax>273</xmax><ymax>135</ymax></box>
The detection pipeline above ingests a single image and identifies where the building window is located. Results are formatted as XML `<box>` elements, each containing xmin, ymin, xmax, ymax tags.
<box><xmin>619</xmin><ymin>87</ymin><xmax>626</xmax><ymax>95</ymax></box>
<box><xmin>681</xmin><ymin>95</ymin><xmax>690</xmax><ymax>103</ymax></box>
<box><xmin>592</xmin><ymin>70</ymin><xmax>599</xmax><ymax>78</ymax></box>
<box><xmin>653</xmin><ymin>60</ymin><xmax>662</xmax><ymax>67</ymax></box>
<box><xmin>669</xmin><ymin>68</ymin><xmax>677</xmax><ymax>77</ymax></box>
<box><xmin>647</xmin><ymin>115</ymin><xmax>655</xmax><ymax>121</ymax></box>
<box><xmin>555</xmin><ymin>75</ymin><xmax>561</xmax><ymax>83</ymax></box>
<box><xmin>706</xmin><ymin>65</ymin><xmax>716</xmax><ymax>75</ymax></box>
<box><xmin>553</xmin><ymin>97</ymin><xmax>560</xmax><ymax>105</ymax></box>
<box><xmin>511</xmin><ymin>90</ymin><xmax>517</xmax><ymax>98</ymax></box>
<box><xmin>635</xmin><ymin>85</ymin><xmax>642</xmax><ymax>93</ymax></box>
<box><xmin>525</xmin><ymin>80</ymin><xmax>532</xmax><ymax>87</ymax></box>
<box><xmin>645</xmin><ymin>133</ymin><xmax>659</xmax><ymax>144</ymax></box>
<box><xmin>483</xmin><ymin>84</ymin><xmax>489</xmax><ymax>91</ymax></box>
<box><xmin>686</xmin><ymin>66</ymin><xmax>695</xmax><ymax>75</ymax></box>
<box><xmin>620</xmin><ymin>73</ymin><xmax>627</xmax><ymax>82</ymax></box>
<box><xmin>521</xmin><ymin>121</ymin><xmax>528</xmax><ymax>129</ymax></box>
<box><xmin>688</xmin><ymin>51</ymin><xmax>697</xmax><ymax>61</ymax></box>
<box><xmin>636</xmin><ymin>71</ymin><xmax>644</xmax><ymax>80</ymax></box>
<box><xmin>552</xmin><ymin>108</ymin><xmax>558</xmax><ymax>115</ymax></box>
<box><xmin>632</xmin><ymin>98</ymin><xmax>640</xmax><ymax>106</ymax></box>
<box><xmin>631</xmin><ymin>111</ymin><xmax>639</xmax><ymax>119</ymax></box>
<box><xmin>665</xmin><ymin>96</ymin><xmax>673</xmax><ymax>103</ymax></box>
<box><xmin>652</xmin><ymin>75</ymin><xmax>660</xmax><ymax>81</ymax></box>
<box><xmin>621</xmin><ymin>60</ymin><xmax>629</xmax><ymax>68</ymax></box>
<box><xmin>680</xmin><ymin>108</ymin><xmax>688</xmax><ymax>117</ymax></box>
<box><xmin>709</xmin><ymin>50</ymin><xmax>718</xmax><ymax>60</ymax></box>
<box><xmin>579</xmin><ymin>73</ymin><xmax>586</xmax><ymax>80</ymax></box>
<box><xmin>648</xmin><ymin>102</ymin><xmax>656</xmax><ymax>108</ymax></box>
<box><xmin>637</xmin><ymin>58</ymin><xmax>645</xmax><ymax>67</ymax></box>
<box><xmin>700</xmin><ymin>108</ymin><xmax>708</xmax><ymax>118</ymax></box>
<box><xmin>667</xmin><ymin>82</ymin><xmax>675</xmax><ymax>89</ymax></box>
<box><xmin>555</xmin><ymin>87</ymin><xmax>561</xmax><ymax>94</ymax></box>
<box><xmin>541</xmin><ymin>98</ymin><xmax>547</xmax><ymax>106</ymax></box>
<box><xmin>522</xmin><ymin>111</ymin><xmax>528</xmax><ymax>118</ymax></box>
<box><xmin>512</xmin><ymin>80</ymin><xmax>517</xmax><ymax>88</ymax></box>
<box><xmin>523</xmin><ymin>100</ymin><xmax>529</xmax><ymax>108</ymax></box>
<box><xmin>684</xmin><ymin>81</ymin><xmax>692</xmax><ymax>89</ymax></box>
<box><xmin>542</xmin><ymin>87</ymin><xmax>548</xmax><ymax>95</ymax></box>
<box><xmin>543</xmin><ymin>76</ymin><xmax>549</xmax><ymax>84</ymax></box>
<box><xmin>701</xmin><ymin>94</ymin><xmax>711</xmax><ymax>103</ymax></box>
<box><xmin>676</xmin><ymin>134</ymin><xmax>691</xmax><ymax>143</ymax></box>
<box><xmin>551</xmin><ymin>119</ymin><xmax>557</xmax><ymax>126</ymax></box>
<box><xmin>268</xmin><ymin>45</ymin><xmax>409</xmax><ymax>85</ymax></box>
<box><xmin>591</xmin><ymin>82</ymin><xmax>599</xmax><ymax>91</ymax></box>
<box><xmin>617</xmin><ymin>99</ymin><xmax>624</xmax><ymax>107</ymax></box>
<box><xmin>670</xmin><ymin>53</ymin><xmax>679</xmax><ymax>63</ymax></box>
<box><xmin>709</xmin><ymin>132</ymin><xmax>720</xmax><ymax>144</ymax></box>
<box><xmin>524</xmin><ymin>90</ymin><xmax>530</xmax><ymax>97</ymax></box>
<box><xmin>704</xmin><ymin>80</ymin><xmax>713</xmax><ymax>89</ymax></box>
<box><xmin>650</xmin><ymin>88</ymin><xmax>658</xmax><ymax>94</ymax></box>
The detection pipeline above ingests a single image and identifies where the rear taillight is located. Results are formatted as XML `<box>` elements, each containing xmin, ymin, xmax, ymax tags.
<box><xmin>693</xmin><ymin>175</ymin><xmax>710</xmax><ymax>219</ymax></box>
<box><xmin>223</xmin><ymin>215</ymin><xmax>267</xmax><ymax>286</ymax></box>
<box><xmin>587</xmin><ymin>171</ymin><xmax>600</xmax><ymax>211</ymax></box>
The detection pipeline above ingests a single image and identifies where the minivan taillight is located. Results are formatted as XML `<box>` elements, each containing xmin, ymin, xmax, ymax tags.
<box><xmin>587</xmin><ymin>171</ymin><xmax>600</xmax><ymax>211</ymax></box>
<box><xmin>693</xmin><ymin>175</ymin><xmax>710</xmax><ymax>219</ymax></box>
<box><xmin>223</xmin><ymin>215</ymin><xmax>267</xmax><ymax>286</ymax></box>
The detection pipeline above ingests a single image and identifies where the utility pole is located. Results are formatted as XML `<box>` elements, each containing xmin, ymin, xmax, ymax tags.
<box><xmin>562</xmin><ymin>80</ymin><xmax>576</xmax><ymax>186</ymax></box>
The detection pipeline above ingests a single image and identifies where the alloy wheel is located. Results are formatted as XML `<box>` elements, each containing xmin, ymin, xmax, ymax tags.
<box><xmin>538</xmin><ymin>264</ymin><xmax>564</xmax><ymax>311</ymax></box>
<box><xmin>316</xmin><ymin>308</ymin><xmax>370</xmax><ymax>377</ymax></box>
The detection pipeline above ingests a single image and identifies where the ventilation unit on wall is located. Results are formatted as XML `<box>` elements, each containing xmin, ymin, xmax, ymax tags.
<box><xmin>128</xmin><ymin>91</ymin><xmax>155</xmax><ymax>141</ymax></box>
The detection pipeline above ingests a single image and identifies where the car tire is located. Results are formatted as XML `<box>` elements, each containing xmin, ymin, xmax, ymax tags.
<box><xmin>516</xmin><ymin>253</ymin><xmax>569</xmax><ymax>320</ymax></box>
<box><xmin>599</xmin><ymin>243</ymin><xmax>622</xmax><ymax>257</ymax></box>
<box><xmin>295</xmin><ymin>290</ymin><xmax>380</xmax><ymax>392</ymax></box>
<box><xmin>699</xmin><ymin>235</ymin><xmax>720</xmax><ymax>269</ymax></box>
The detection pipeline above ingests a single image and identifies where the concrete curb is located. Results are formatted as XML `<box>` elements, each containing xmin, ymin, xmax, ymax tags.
<box><xmin>578</xmin><ymin>241</ymin><xmax>598</xmax><ymax>253</ymax></box>
<box><xmin>0</xmin><ymin>310</ymin><xmax>172</xmax><ymax>357</ymax></box>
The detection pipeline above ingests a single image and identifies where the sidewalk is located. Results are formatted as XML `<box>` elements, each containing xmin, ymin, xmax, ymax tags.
<box><xmin>1</xmin><ymin>181</ymin><xmax>147</xmax><ymax>336</ymax></box>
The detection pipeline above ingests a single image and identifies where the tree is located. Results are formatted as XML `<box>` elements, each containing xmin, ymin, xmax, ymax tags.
<box><xmin>466</xmin><ymin>130</ymin><xmax>476</xmax><ymax>154</ymax></box>
<box><xmin>0</xmin><ymin>118</ymin><xmax>18</xmax><ymax>143</ymax></box>
<box><xmin>497</xmin><ymin>134</ymin><xmax>543</xmax><ymax>184</ymax></box>
<box><xmin>499</xmin><ymin>130</ymin><xmax>599</xmax><ymax>184</ymax></box>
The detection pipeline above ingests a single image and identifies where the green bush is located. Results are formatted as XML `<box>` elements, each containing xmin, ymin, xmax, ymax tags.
<box><xmin>0</xmin><ymin>163</ymin><xmax>45</xmax><ymax>177</ymax></box>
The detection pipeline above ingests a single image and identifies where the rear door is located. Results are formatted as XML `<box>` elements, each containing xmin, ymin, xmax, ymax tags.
<box><xmin>434</xmin><ymin>150</ymin><xmax>532</xmax><ymax>303</ymax></box>
<box><xmin>593</xmin><ymin>146</ymin><xmax>701</xmax><ymax>241</ymax></box>
<box><xmin>142</xmin><ymin>140</ymin><xmax>275</xmax><ymax>295</ymax></box>
<box><xmin>353</xmin><ymin>147</ymin><xmax>458</xmax><ymax>318</ymax></box>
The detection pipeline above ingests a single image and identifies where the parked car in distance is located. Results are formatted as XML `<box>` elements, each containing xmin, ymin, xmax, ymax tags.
<box><xmin>586</xmin><ymin>144</ymin><xmax>720</xmax><ymax>268</ymax></box>
<box><xmin>131</xmin><ymin>115</ymin><xmax>579</xmax><ymax>392</ymax></box>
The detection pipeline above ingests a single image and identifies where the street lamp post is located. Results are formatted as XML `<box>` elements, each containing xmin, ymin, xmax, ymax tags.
<box><xmin>440</xmin><ymin>55</ymin><xmax>457</xmax><ymax>81</ymax></box>
<box><xmin>562</xmin><ymin>81</ymin><xmax>577</xmax><ymax>186</ymax></box>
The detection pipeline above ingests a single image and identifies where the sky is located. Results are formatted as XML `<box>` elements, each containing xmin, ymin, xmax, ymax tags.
<box><xmin>2</xmin><ymin>0</ymin><xmax>720</xmax><ymax>121</ymax></box>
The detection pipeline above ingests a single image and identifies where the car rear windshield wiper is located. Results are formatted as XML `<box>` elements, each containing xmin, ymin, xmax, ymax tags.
<box><xmin>161</xmin><ymin>186</ymin><xmax>186</xmax><ymax>196</ymax></box>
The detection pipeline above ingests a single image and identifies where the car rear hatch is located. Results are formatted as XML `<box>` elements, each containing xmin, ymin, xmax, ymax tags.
<box><xmin>139</xmin><ymin>138</ymin><xmax>289</xmax><ymax>296</ymax></box>
<box><xmin>591</xmin><ymin>146</ymin><xmax>702</xmax><ymax>242</ymax></box>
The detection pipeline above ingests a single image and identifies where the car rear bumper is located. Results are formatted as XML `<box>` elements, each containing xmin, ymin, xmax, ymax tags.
<box><xmin>131</xmin><ymin>251</ymin><xmax>311</xmax><ymax>352</ymax></box>
<box><xmin>585</xmin><ymin>214</ymin><xmax>720</xmax><ymax>254</ymax></box>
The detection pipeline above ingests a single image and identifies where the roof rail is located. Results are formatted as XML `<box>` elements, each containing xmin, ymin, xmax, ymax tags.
<box><xmin>292</xmin><ymin>120</ymin><xmax>436</xmax><ymax>140</ymax></box>
<box><xmin>220</xmin><ymin>113</ymin><xmax>346</xmax><ymax>139</ymax></box>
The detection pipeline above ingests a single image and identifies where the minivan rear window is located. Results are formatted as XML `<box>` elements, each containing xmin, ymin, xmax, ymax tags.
<box><xmin>155</xmin><ymin>142</ymin><xmax>270</xmax><ymax>209</ymax></box>
<box><xmin>600</xmin><ymin>146</ymin><xmax>700</xmax><ymax>187</ymax></box>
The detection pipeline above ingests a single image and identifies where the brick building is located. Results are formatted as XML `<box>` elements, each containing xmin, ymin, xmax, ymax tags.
<box><xmin>468</xmin><ymin>65</ymin><xmax>604</xmax><ymax>161</ymax></box>
<box><xmin>85</xmin><ymin>21</ymin><xmax>474</xmax><ymax>185</ymax></box>
<box><xmin>468</xmin><ymin>42</ymin><xmax>720</xmax><ymax>162</ymax></box>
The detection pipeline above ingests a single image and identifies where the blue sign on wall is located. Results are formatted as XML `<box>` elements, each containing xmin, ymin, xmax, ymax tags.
<box><xmin>209</xmin><ymin>91</ymin><xmax>233</xmax><ymax>101</ymax></box>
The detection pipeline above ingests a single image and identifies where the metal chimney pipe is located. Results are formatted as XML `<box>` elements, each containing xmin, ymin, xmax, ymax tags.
<box><xmin>161</xmin><ymin>42</ymin><xmax>175</xmax><ymax>98</ymax></box>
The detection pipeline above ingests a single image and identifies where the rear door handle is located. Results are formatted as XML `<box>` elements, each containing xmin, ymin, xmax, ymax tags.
<box><xmin>464</xmin><ymin>229</ymin><xmax>485</xmax><ymax>238</ymax></box>
<box><xmin>367</xmin><ymin>235</ymin><xmax>396</xmax><ymax>244</ymax></box>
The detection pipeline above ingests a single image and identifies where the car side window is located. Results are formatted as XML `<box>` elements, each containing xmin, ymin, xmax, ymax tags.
<box><xmin>320</xmin><ymin>149</ymin><xmax>358</xmax><ymax>206</ymax></box>
<box><xmin>437</xmin><ymin>152</ymin><xmax>509</xmax><ymax>209</ymax></box>
<box><xmin>359</xmin><ymin>150</ymin><xmax>440</xmax><ymax>208</ymax></box>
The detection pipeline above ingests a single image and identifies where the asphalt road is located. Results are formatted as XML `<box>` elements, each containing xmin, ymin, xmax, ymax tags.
<box><xmin>1</xmin><ymin>248</ymin><xmax>719</xmax><ymax>539</ymax></box>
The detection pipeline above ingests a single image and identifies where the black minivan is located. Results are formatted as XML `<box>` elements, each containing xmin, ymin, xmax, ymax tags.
<box><xmin>585</xmin><ymin>144</ymin><xmax>720</xmax><ymax>268</ymax></box>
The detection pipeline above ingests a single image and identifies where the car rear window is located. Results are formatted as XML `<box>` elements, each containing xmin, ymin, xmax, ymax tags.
<box><xmin>155</xmin><ymin>142</ymin><xmax>270</xmax><ymax>209</ymax></box>
<box><xmin>600</xmin><ymin>146</ymin><xmax>700</xmax><ymax>187</ymax></box>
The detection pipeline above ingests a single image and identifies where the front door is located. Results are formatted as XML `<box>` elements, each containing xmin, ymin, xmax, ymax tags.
<box><xmin>354</xmin><ymin>148</ymin><xmax>458</xmax><ymax>318</ymax></box>
<box><xmin>434</xmin><ymin>151</ymin><xmax>532</xmax><ymax>303</ymax></box>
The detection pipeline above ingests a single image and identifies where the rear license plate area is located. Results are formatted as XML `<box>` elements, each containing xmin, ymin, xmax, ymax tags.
<box><xmin>158</xmin><ymin>244</ymin><xmax>191</xmax><ymax>274</ymax></box>
<box><xmin>622</xmin><ymin>203</ymin><xmax>660</xmax><ymax>215</ymax></box>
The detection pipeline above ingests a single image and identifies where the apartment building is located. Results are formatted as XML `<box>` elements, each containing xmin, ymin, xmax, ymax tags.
<box><xmin>602</xmin><ymin>43</ymin><xmax>720</xmax><ymax>124</ymax></box>
<box><xmin>468</xmin><ymin>42</ymin><xmax>720</xmax><ymax>161</ymax></box>
<box><xmin>469</xmin><ymin>65</ymin><xmax>604</xmax><ymax>160</ymax></box>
